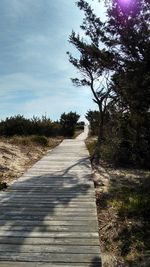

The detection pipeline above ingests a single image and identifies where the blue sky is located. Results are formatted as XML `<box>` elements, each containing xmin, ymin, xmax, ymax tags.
<box><xmin>0</xmin><ymin>0</ymin><xmax>105</xmax><ymax>121</ymax></box>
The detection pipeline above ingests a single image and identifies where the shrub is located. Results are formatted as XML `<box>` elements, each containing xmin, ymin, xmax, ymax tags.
<box><xmin>76</xmin><ymin>121</ymin><xmax>85</xmax><ymax>130</ymax></box>
<box><xmin>0</xmin><ymin>115</ymin><xmax>32</xmax><ymax>136</ymax></box>
<box><xmin>0</xmin><ymin>182</ymin><xmax>7</xmax><ymax>191</ymax></box>
<box><xmin>86</xmin><ymin>109</ymin><xmax>150</xmax><ymax>168</ymax></box>
<box><xmin>60</xmin><ymin>112</ymin><xmax>80</xmax><ymax>137</ymax></box>
<box><xmin>0</xmin><ymin>113</ymin><xmax>81</xmax><ymax>139</ymax></box>
<box><xmin>31</xmin><ymin>136</ymin><xmax>49</xmax><ymax>146</ymax></box>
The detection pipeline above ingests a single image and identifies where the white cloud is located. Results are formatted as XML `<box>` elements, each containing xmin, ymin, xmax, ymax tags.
<box><xmin>20</xmin><ymin>88</ymin><xmax>94</xmax><ymax>120</ymax></box>
<box><xmin>0</xmin><ymin>73</ymin><xmax>50</xmax><ymax>97</ymax></box>
<box><xmin>0</xmin><ymin>71</ymin><xmax>88</xmax><ymax>99</ymax></box>
<box><xmin>0</xmin><ymin>71</ymin><xmax>96</xmax><ymax>120</ymax></box>
<box><xmin>4</xmin><ymin>0</ymin><xmax>34</xmax><ymax>19</ymax></box>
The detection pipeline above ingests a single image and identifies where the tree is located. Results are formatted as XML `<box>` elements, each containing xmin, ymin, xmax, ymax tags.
<box><xmin>68</xmin><ymin>0</ymin><xmax>150</xmax><ymax>166</ymax></box>
<box><xmin>60</xmin><ymin>112</ymin><xmax>80</xmax><ymax>137</ymax></box>
<box><xmin>105</xmin><ymin>0</ymin><xmax>150</xmax><ymax>167</ymax></box>
<box><xmin>105</xmin><ymin>0</ymin><xmax>150</xmax><ymax>113</ymax></box>
<box><xmin>67</xmin><ymin>0</ymin><xmax>117</xmax><ymax>161</ymax></box>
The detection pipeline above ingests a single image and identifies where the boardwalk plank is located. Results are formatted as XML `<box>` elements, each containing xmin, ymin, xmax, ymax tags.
<box><xmin>0</xmin><ymin>263</ymin><xmax>101</xmax><ymax>267</ymax></box>
<box><xmin>0</xmin><ymin>253</ymin><xmax>101</xmax><ymax>263</ymax></box>
<box><xmin>0</xmin><ymin>244</ymin><xmax>100</xmax><ymax>254</ymax></box>
<box><xmin>0</xmin><ymin>237</ymin><xmax>99</xmax><ymax>245</ymax></box>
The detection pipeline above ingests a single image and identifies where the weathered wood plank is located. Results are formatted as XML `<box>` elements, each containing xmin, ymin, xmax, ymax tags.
<box><xmin>0</xmin><ymin>195</ymin><xmax>95</xmax><ymax>200</ymax></box>
<box><xmin>0</xmin><ymin>262</ymin><xmax>101</xmax><ymax>267</ymax></box>
<box><xmin>0</xmin><ymin>194</ymin><xmax>93</xmax><ymax>198</ymax></box>
<box><xmin>10</xmin><ymin>185</ymin><xmax>93</xmax><ymax>189</ymax></box>
<box><xmin>0</xmin><ymin>201</ymin><xmax>95</xmax><ymax>206</ymax></box>
<box><xmin>0</xmin><ymin>207</ymin><xmax>96</xmax><ymax>213</ymax></box>
<box><xmin>0</xmin><ymin>231</ymin><xmax>99</xmax><ymax>238</ymax></box>
<box><xmin>0</xmin><ymin>194</ymin><xmax>94</xmax><ymax>198</ymax></box>
<box><xmin>0</xmin><ymin>237</ymin><xmax>99</xmax><ymax>245</ymax></box>
<box><xmin>0</xmin><ymin>220</ymin><xmax>97</xmax><ymax>226</ymax></box>
<box><xmin>10</xmin><ymin>181</ymin><xmax>93</xmax><ymax>186</ymax></box>
<box><xmin>0</xmin><ymin>253</ymin><xmax>101</xmax><ymax>263</ymax></box>
<box><xmin>0</xmin><ymin>244</ymin><xmax>100</xmax><ymax>254</ymax></box>
<box><xmin>0</xmin><ymin>225</ymin><xmax>98</xmax><ymax>232</ymax></box>
<box><xmin>0</xmin><ymin>211</ymin><xmax>96</xmax><ymax>217</ymax></box>
<box><xmin>0</xmin><ymin>200</ymin><xmax>95</xmax><ymax>205</ymax></box>
<box><xmin>0</xmin><ymin>215</ymin><xmax>97</xmax><ymax>221</ymax></box>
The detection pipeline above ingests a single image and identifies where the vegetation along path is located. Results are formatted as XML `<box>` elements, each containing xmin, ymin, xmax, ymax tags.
<box><xmin>0</xmin><ymin>126</ymin><xmax>101</xmax><ymax>267</ymax></box>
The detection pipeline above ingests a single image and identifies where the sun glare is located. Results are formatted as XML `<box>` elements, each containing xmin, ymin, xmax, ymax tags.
<box><xmin>119</xmin><ymin>0</ymin><xmax>132</xmax><ymax>5</ymax></box>
<box><xmin>118</xmin><ymin>0</ymin><xmax>136</xmax><ymax>12</ymax></box>
<box><xmin>118</xmin><ymin>0</ymin><xmax>134</xmax><ymax>6</ymax></box>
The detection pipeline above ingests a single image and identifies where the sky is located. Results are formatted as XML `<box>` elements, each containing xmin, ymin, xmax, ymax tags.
<box><xmin>0</xmin><ymin>0</ymin><xmax>106</xmax><ymax>121</ymax></box>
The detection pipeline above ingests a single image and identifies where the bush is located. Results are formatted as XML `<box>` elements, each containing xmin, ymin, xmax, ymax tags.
<box><xmin>76</xmin><ymin>121</ymin><xmax>85</xmax><ymax>130</ymax></box>
<box><xmin>0</xmin><ymin>182</ymin><xmax>7</xmax><ymax>191</ymax></box>
<box><xmin>31</xmin><ymin>136</ymin><xmax>49</xmax><ymax>146</ymax></box>
<box><xmin>0</xmin><ymin>113</ymin><xmax>81</xmax><ymax>139</ymax></box>
<box><xmin>60</xmin><ymin>112</ymin><xmax>80</xmax><ymax>137</ymax></box>
<box><xmin>51</xmin><ymin>122</ymin><xmax>62</xmax><ymax>137</ymax></box>
<box><xmin>0</xmin><ymin>115</ymin><xmax>32</xmax><ymax>136</ymax></box>
<box><xmin>86</xmin><ymin>109</ymin><xmax>150</xmax><ymax>168</ymax></box>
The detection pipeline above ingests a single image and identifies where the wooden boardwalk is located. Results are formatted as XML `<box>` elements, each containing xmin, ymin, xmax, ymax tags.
<box><xmin>0</xmin><ymin>127</ymin><xmax>101</xmax><ymax>267</ymax></box>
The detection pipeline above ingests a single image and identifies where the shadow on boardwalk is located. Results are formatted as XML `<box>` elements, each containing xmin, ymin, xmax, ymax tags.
<box><xmin>0</xmin><ymin>156</ymin><xmax>101</xmax><ymax>266</ymax></box>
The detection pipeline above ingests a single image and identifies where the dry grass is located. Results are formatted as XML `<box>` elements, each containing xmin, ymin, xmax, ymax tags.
<box><xmin>0</xmin><ymin>136</ymin><xmax>63</xmax><ymax>185</ymax></box>
<box><xmin>93</xmin><ymin>167</ymin><xmax>150</xmax><ymax>267</ymax></box>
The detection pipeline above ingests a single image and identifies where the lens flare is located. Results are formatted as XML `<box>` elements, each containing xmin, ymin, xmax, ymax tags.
<box><xmin>119</xmin><ymin>0</ymin><xmax>132</xmax><ymax>6</ymax></box>
<box><xmin>118</xmin><ymin>0</ymin><xmax>134</xmax><ymax>7</ymax></box>
<box><xmin>117</xmin><ymin>0</ymin><xmax>137</xmax><ymax>12</ymax></box>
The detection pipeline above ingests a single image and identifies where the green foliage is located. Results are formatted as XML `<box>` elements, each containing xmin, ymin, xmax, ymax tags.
<box><xmin>86</xmin><ymin>109</ymin><xmax>150</xmax><ymax>168</ymax></box>
<box><xmin>31</xmin><ymin>136</ymin><xmax>49</xmax><ymax>147</ymax></box>
<box><xmin>85</xmin><ymin>110</ymin><xmax>99</xmax><ymax>136</ymax></box>
<box><xmin>76</xmin><ymin>121</ymin><xmax>85</xmax><ymax>130</ymax></box>
<box><xmin>30</xmin><ymin>116</ymin><xmax>53</xmax><ymax>137</ymax></box>
<box><xmin>0</xmin><ymin>112</ymin><xmax>81</xmax><ymax>138</ymax></box>
<box><xmin>0</xmin><ymin>182</ymin><xmax>7</xmax><ymax>191</ymax></box>
<box><xmin>0</xmin><ymin>115</ymin><xmax>31</xmax><ymax>136</ymax></box>
<box><xmin>109</xmin><ymin>178</ymin><xmax>150</xmax><ymax>220</ymax></box>
<box><xmin>107</xmin><ymin>0</ymin><xmax>150</xmax><ymax>114</ymax></box>
<box><xmin>60</xmin><ymin>112</ymin><xmax>80</xmax><ymax>137</ymax></box>
<box><xmin>103</xmin><ymin>111</ymin><xmax>150</xmax><ymax>168</ymax></box>
<box><xmin>50</xmin><ymin>122</ymin><xmax>62</xmax><ymax>136</ymax></box>
<box><xmin>0</xmin><ymin>115</ymin><xmax>53</xmax><ymax>137</ymax></box>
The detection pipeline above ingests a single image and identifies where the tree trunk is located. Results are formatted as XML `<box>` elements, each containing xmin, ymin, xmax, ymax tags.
<box><xmin>92</xmin><ymin>103</ymin><xmax>104</xmax><ymax>165</ymax></box>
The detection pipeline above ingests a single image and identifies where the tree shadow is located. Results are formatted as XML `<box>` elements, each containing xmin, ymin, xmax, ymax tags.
<box><xmin>0</xmin><ymin>144</ymin><xmax>101</xmax><ymax>265</ymax></box>
<box><xmin>90</xmin><ymin>256</ymin><xmax>102</xmax><ymax>267</ymax></box>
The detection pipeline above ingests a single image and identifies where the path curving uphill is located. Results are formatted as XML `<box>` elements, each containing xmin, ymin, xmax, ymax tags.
<box><xmin>0</xmin><ymin>126</ymin><xmax>101</xmax><ymax>267</ymax></box>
